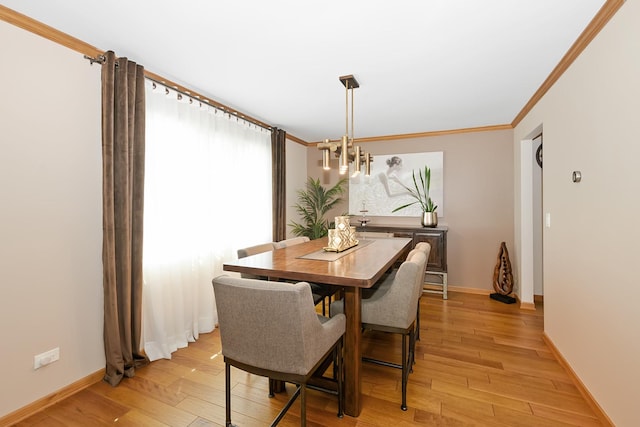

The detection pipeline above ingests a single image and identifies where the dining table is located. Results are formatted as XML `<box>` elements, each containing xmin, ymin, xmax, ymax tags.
<box><xmin>222</xmin><ymin>236</ymin><xmax>412</xmax><ymax>417</ymax></box>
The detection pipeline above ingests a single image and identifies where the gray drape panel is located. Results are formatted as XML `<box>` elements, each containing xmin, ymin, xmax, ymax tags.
<box><xmin>271</xmin><ymin>128</ymin><xmax>287</xmax><ymax>241</ymax></box>
<box><xmin>101</xmin><ymin>51</ymin><xmax>149</xmax><ymax>386</ymax></box>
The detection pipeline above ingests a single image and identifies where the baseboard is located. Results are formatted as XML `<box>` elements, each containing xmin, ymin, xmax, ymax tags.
<box><xmin>447</xmin><ymin>285</ymin><xmax>491</xmax><ymax>295</ymax></box>
<box><xmin>542</xmin><ymin>334</ymin><xmax>614</xmax><ymax>427</ymax></box>
<box><xmin>519</xmin><ymin>300</ymin><xmax>536</xmax><ymax>310</ymax></box>
<box><xmin>0</xmin><ymin>370</ymin><xmax>104</xmax><ymax>426</ymax></box>
<box><xmin>446</xmin><ymin>286</ymin><xmax>540</xmax><ymax>311</ymax></box>
<box><xmin>517</xmin><ymin>292</ymin><xmax>540</xmax><ymax>310</ymax></box>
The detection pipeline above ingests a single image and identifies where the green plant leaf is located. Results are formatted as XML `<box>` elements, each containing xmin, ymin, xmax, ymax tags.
<box><xmin>289</xmin><ymin>177</ymin><xmax>347</xmax><ymax>239</ymax></box>
<box><xmin>392</xmin><ymin>166</ymin><xmax>437</xmax><ymax>213</ymax></box>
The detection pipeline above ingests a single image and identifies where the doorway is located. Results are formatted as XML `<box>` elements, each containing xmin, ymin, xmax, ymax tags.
<box><xmin>532</xmin><ymin>134</ymin><xmax>543</xmax><ymax>298</ymax></box>
<box><xmin>518</xmin><ymin>127</ymin><xmax>543</xmax><ymax>309</ymax></box>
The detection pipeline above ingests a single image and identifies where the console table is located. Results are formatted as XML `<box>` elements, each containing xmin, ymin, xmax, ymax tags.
<box><xmin>356</xmin><ymin>224</ymin><xmax>448</xmax><ymax>299</ymax></box>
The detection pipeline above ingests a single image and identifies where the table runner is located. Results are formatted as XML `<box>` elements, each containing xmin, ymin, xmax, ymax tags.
<box><xmin>297</xmin><ymin>239</ymin><xmax>374</xmax><ymax>261</ymax></box>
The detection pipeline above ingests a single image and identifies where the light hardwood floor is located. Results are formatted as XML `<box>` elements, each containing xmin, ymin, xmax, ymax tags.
<box><xmin>13</xmin><ymin>292</ymin><xmax>604</xmax><ymax>426</ymax></box>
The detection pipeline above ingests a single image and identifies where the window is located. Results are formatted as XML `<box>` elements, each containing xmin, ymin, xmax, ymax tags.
<box><xmin>142</xmin><ymin>81</ymin><xmax>272</xmax><ymax>360</ymax></box>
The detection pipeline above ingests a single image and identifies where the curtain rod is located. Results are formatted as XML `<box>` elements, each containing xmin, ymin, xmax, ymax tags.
<box><xmin>84</xmin><ymin>54</ymin><xmax>106</xmax><ymax>65</ymax></box>
<box><xmin>84</xmin><ymin>54</ymin><xmax>273</xmax><ymax>132</ymax></box>
<box><xmin>145</xmin><ymin>76</ymin><xmax>272</xmax><ymax>132</ymax></box>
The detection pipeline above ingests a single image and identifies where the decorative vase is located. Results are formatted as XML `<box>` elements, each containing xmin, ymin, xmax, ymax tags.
<box><xmin>421</xmin><ymin>211</ymin><xmax>438</xmax><ymax>227</ymax></box>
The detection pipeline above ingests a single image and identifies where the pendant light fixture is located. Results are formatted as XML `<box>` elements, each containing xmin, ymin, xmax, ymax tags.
<box><xmin>318</xmin><ymin>75</ymin><xmax>372</xmax><ymax>176</ymax></box>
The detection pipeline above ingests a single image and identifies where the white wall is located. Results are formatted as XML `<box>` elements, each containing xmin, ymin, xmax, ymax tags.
<box><xmin>307</xmin><ymin>129</ymin><xmax>514</xmax><ymax>292</ymax></box>
<box><xmin>0</xmin><ymin>21</ymin><xmax>104</xmax><ymax>417</ymax></box>
<box><xmin>514</xmin><ymin>1</ymin><xmax>639</xmax><ymax>424</ymax></box>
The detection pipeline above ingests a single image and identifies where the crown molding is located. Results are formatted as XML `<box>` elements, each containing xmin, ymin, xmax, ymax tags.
<box><xmin>2</xmin><ymin>2</ymin><xmax>624</xmax><ymax>146</ymax></box>
<box><xmin>0</xmin><ymin>4</ymin><xmax>283</xmax><ymax>136</ymax></box>
<box><xmin>511</xmin><ymin>0</ymin><xmax>626</xmax><ymax>127</ymax></box>
<box><xmin>0</xmin><ymin>4</ymin><xmax>102</xmax><ymax>56</ymax></box>
<box><xmin>303</xmin><ymin>124</ymin><xmax>513</xmax><ymax>147</ymax></box>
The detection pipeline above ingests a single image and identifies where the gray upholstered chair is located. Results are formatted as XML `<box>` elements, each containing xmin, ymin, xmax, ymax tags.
<box><xmin>237</xmin><ymin>241</ymin><xmax>275</xmax><ymax>258</ymax></box>
<box><xmin>213</xmin><ymin>275</ymin><xmax>346</xmax><ymax>426</ymax></box>
<box><xmin>237</xmin><ymin>240</ymin><xmax>327</xmax><ymax>313</ymax></box>
<box><xmin>330</xmin><ymin>250</ymin><xmax>427</xmax><ymax>410</ymax></box>
<box><xmin>236</xmin><ymin>242</ymin><xmax>276</xmax><ymax>279</ymax></box>
<box><xmin>413</xmin><ymin>242</ymin><xmax>431</xmax><ymax>341</ymax></box>
<box><xmin>272</xmin><ymin>236</ymin><xmax>310</xmax><ymax>249</ymax></box>
<box><xmin>273</xmin><ymin>236</ymin><xmax>339</xmax><ymax>316</ymax></box>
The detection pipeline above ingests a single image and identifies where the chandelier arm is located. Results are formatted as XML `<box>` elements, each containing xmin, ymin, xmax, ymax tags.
<box><xmin>345</xmin><ymin>80</ymin><xmax>349</xmax><ymax>137</ymax></box>
<box><xmin>351</xmin><ymin>84</ymin><xmax>354</xmax><ymax>142</ymax></box>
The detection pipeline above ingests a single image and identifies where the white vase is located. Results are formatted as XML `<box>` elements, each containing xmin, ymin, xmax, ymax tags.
<box><xmin>421</xmin><ymin>211</ymin><xmax>438</xmax><ymax>227</ymax></box>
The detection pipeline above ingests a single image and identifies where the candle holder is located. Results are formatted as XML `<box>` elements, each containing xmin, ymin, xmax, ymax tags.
<box><xmin>324</xmin><ymin>216</ymin><xmax>359</xmax><ymax>252</ymax></box>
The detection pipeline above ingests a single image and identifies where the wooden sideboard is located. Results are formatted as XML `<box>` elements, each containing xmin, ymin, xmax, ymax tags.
<box><xmin>356</xmin><ymin>224</ymin><xmax>448</xmax><ymax>299</ymax></box>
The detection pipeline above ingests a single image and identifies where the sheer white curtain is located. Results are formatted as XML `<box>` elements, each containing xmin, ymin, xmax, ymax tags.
<box><xmin>143</xmin><ymin>81</ymin><xmax>273</xmax><ymax>361</ymax></box>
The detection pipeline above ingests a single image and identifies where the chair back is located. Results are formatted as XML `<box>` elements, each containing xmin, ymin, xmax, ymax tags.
<box><xmin>213</xmin><ymin>275</ymin><xmax>345</xmax><ymax>376</ymax></box>
<box><xmin>237</xmin><ymin>242</ymin><xmax>275</xmax><ymax>259</ymax></box>
<box><xmin>411</xmin><ymin>242</ymin><xmax>431</xmax><ymax>297</ymax></box>
<box><xmin>362</xmin><ymin>250</ymin><xmax>426</xmax><ymax>329</ymax></box>
<box><xmin>237</xmin><ymin>242</ymin><xmax>275</xmax><ymax>279</ymax></box>
<box><xmin>415</xmin><ymin>242</ymin><xmax>431</xmax><ymax>264</ymax></box>
<box><xmin>273</xmin><ymin>236</ymin><xmax>310</xmax><ymax>249</ymax></box>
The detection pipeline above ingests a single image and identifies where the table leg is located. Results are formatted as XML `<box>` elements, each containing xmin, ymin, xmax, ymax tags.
<box><xmin>342</xmin><ymin>286</ymin><xmax>362</xmax><ymax>417</ymax></box>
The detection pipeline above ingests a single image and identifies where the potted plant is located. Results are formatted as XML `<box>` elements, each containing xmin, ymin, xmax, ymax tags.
<box><xmin>391</xmin><ymin>165</ymin><xmax>438</xmax><ymax>227</ymax></box>
<box><xmin>289</xmin><ymin>177</ymin><xmax>348</xmax><ymax>239</ymax></box>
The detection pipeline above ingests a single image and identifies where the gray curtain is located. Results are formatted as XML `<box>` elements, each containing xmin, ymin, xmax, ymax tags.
<box><xmin>271</xmin><ymin>127</ymin><xmax>287</xmax><ymax>241</ymax></box>
<box><xmin>101</xmin><ymin>50</ymin><xmax>149</xmax><ymax>386</ymax></box>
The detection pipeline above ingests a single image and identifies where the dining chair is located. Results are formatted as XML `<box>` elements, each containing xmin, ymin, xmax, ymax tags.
<box><xmin>272</xmin><ymin>236</ymin><xmax>310</xmax><ymax>249</ymax></box>
<box><xmin>330</xmin><ymin>250</ymin><xmax>427</xmax><ymax>410</ymax></box>
<box><xmin>367</xmin><ymin>246</ymin><xmax>427</xmax><ymax>369</ymax></box>
<box><xmin>273</xmin><ymin>236</ymin><xmax>339</xmax><ymax>316</ymax></box>
<box><xmin>413</xmin><ymin>242</ymin><xmax>431</xmax><ymax>342</ymax></box>
<box><xmin>237</xmin><ymin>241</ymin><xmax>327</xmax><ymax>310</ymax></box>
<box><xmin>213</xmin><ymin>275</ymin><xmax>345</xmax><ymax>427</ymax></box>
<box><xmin>236</xmin><ymin>242</ymin><xmax>276</xmax><ymax>279</ymax></box>
<box><xmin>361</xmin><ymin>243</ymin><xmax>430</xmax><ymax>326</ymax></box>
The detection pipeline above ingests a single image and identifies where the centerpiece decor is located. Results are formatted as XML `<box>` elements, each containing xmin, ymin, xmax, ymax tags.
<box><xmin>324</xmin><ymin>216</ymin><xmax>359</xmax><ymax>252</ymax></box>
<box><xmin>391</xmin><ymin>165</ymin><xmax>439</xmax><ymax>227</ymax></box>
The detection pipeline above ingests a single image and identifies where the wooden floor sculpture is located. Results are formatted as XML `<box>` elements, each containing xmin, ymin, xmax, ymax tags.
<box><xmin>490</xmin><ymin>242</ymin><xmax>516</xmax><ymax>304</ymax></box>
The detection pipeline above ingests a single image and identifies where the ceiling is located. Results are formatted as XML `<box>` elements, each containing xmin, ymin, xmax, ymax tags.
<box><xmin>2</xmin><ymin>0</ymin><xmax>606</xmax><ymax>143</ymax></box>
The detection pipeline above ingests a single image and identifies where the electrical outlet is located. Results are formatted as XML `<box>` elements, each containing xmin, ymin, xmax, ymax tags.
<box><xmin>34</xmin><ymin>347</ymin><xmax>60</xmax><ymax>370</ymax></box>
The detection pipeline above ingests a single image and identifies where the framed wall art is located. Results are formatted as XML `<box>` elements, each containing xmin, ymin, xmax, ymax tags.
<box><xmin>349</xmin><ymin>151</ymin><xmax>444</xmax><ymax>218</ymax></box>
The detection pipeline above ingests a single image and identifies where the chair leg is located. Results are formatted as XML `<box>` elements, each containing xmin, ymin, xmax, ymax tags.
<box><xmin>416</xmin><ymin>302</ymin><xmax>421</xmax><ymax>341</ymax></box>
<box><xmin>271</xmin><ymin>385</ymin><xmax>301</xmax><ymax>426</ymax></box>
<box><xmin>225</xmin><ymin>363</ymin><xmax>234</xmax><ymax>427</ymax></box>
<box><xmin>360</xmin><ymin>328</ymin><xmax>415</xmax><ymax>411</ymax></box>
<box><xmin>410</xmin><ymin>327</ymin><xmax>415</xmax><ymax>372</ymax></box>
<box><xmin>337</xmin><ymin>339</ymin><xmax>344</xmax><ymax>418</ymax></box>
<box><xmin>300</xmin><ymin>384</ymin><xmax>306</xmax><ymax>427</ymax></box>
<box><xmin>401</xmin><ymin>333</ymin><xmax>408</xmax><ymax>411</ymax></box>
<box><xmin>411</xmin><ymin>325</ymin><xmax>417</xmax><ymax>368</ymax></box>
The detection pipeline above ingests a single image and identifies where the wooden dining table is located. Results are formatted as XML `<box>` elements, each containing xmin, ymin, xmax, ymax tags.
<box><xmin>222</xmin><ymin>236</ymin><xmax>412</xmax><ymax>417</ymax></box>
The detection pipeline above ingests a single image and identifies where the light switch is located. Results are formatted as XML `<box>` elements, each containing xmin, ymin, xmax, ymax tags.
<box><xmin>545</xmin><ymin>213</ymin><xmax>551</xmax><ymax>228</ymax></box>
